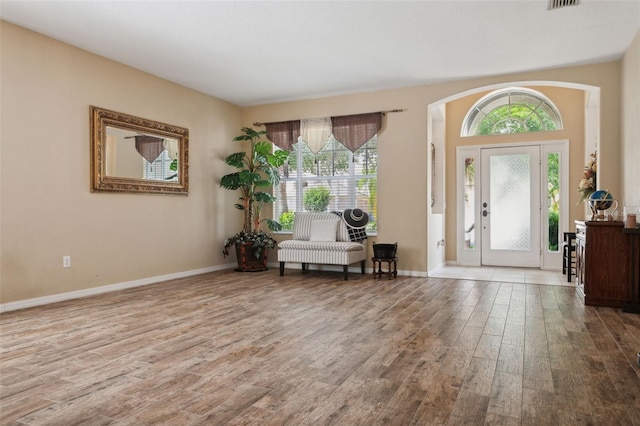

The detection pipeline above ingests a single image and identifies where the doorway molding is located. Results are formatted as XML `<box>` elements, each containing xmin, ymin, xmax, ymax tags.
<box><xmin>456</xmin><ymin>140</ymin><xmax>569</xmax><ymax>269</ymax></box>
<box><xmin>426</xmin><ymin>80</ymin><xmax>599</xmax><ymax>271</ymax></box>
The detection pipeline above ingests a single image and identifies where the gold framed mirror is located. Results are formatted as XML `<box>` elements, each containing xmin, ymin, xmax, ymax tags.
<box><xmin>90</xmin><ymin>106</ymin><xmax>189</xmax><ymax>195</ymax></box>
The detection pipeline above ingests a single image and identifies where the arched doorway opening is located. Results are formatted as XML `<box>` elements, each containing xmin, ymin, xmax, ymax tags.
<box><xmin>427</xmin><ymin>81</ymin><xmax>600</xmax><ymax>272</ymax></box>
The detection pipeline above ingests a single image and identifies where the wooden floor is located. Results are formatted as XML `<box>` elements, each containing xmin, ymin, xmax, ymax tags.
<box><xmin>1</xmin><ymin>269</ymin><xmax>639</xmax><ymax>425</ymax></box>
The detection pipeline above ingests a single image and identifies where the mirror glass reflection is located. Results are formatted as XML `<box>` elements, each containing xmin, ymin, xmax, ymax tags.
<box><xmin>105</xmin><ymin>126</ymin><xmax>180</xmax><ymax>182</ymax></box>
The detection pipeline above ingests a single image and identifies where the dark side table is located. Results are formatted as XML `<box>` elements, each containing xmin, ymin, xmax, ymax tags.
<box><xmin>372</xmin><ymin>257</ymin><xmax>397</xmax><ymax>279</ymax></box>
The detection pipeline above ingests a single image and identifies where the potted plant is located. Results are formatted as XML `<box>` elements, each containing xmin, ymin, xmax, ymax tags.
<box><xmin>221</xmin><ymin>127</ymin><xmax>289</xmax><ymax>271</ymax></box>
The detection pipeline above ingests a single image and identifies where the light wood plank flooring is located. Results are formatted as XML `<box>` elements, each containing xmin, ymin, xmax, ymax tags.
<box><xmin>1</xmin><ymin>269</ymin><xmax>639</xmax><ymax>425</ymax></box>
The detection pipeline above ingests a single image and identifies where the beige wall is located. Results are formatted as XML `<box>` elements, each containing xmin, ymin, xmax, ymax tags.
<box><xmin>243</xmin><ymin>91</ymin><xmax>432</xmax><ymax>272</ymax></box>
<box><xmin>0</xmin><ymin>22</ymin><xmax>243</xmax><ymax>304</ymax></box>
<box><xmin>1</xmin><ymin>20</ymin><xmax>633</xmax><ymax>305</ymax></box>
<box><xmin>244</xmin><ymin>62</ymin><xmax>623</xmax><ymax>271</ymax></box>
<box><xmin>622</xmin><ymin>30</ymin><xmax>640</xmax><ymax>207</ymax></box>
<box><xmin>444</xmin><ymin>86</ymin><xmax>586</xmax><ymax>261</ymax></box>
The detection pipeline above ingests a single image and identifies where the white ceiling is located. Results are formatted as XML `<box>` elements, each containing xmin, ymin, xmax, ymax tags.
<box><xmin>1</xmin><ymin>1</ymin><xmax>639</xmax><ymax>107</ymax></box>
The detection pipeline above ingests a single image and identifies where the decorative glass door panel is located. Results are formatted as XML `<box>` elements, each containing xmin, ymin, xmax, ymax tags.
<box><xmin>464</xmin><ymin>157</ymin><xmax>476</xmax><ymax>250</ymax></box>
<box><xmin>481</xmin><ymin>146</ymin><xmax>541</xmax><ymax>267</ymax></box>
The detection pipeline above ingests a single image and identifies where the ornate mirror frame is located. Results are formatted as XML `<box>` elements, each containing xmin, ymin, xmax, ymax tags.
<box><xmin>90</xmin><ymin>106</ymin><xmax>189</xmax><ymax>195</ymax></box>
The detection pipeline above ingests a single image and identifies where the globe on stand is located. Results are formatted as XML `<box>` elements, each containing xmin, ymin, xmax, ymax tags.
<box><xmin>588</xmin><ymin>190</ymin><xmax>617</xmax><ymax>220</ymax></box>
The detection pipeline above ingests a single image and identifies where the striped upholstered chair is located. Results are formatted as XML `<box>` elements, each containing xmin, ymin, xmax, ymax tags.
<box><xmin>277</xmin><ymin>212</ymin><xmax>367</xmax><ymax>280</ymax></box>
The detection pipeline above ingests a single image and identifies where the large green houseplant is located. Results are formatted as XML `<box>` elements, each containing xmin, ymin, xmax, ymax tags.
<box><xmin>221</xmin><ymin>127</ymin><xmax>289</xmax><ymax>271</ymax></box>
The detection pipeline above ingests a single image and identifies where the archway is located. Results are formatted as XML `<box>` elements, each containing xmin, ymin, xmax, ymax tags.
<box><xmin>427</xmin><ymin>81</ymin><xmax>600</xmax><ymax>272</ymax></box>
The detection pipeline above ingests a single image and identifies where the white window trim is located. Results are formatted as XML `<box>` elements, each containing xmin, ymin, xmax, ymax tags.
<box><xmin>461</xmin><ymin>87</ymin><xmax>564</xmax><ymax>137</ymax></box>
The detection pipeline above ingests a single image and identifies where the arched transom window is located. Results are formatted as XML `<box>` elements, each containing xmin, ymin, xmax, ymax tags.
<box><xmin>461</xmin><ymin>87</ymin><xmax>563</xmax><ymax>136</ymax></box>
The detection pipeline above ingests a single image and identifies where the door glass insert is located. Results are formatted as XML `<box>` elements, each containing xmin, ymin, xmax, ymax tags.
<box><xmin>547</xmin><ymin>152</ymin><xmax>560</xmax><ymax>251</ymax></box>
<box><xmin>464</xmin><ymin>157</ymin><xmax>476</xmax><ymax>250</ymax></box>
<box><xmin>489</xmin><ymin>153</ymin><xmax>531</xmax><ymax>251</ymax></box>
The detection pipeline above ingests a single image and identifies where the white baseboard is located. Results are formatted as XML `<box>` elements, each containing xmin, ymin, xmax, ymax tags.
<box><xmin>2</xmin><ymin>262</ymin><xmax>430</xmax><ymax>313</ymax></box>
<box><xmin>0</xmin><ymin>264</ymin><xmax>234</xmax><ymax>313</ymax></box>
<box><xmin>399</xmin><ymin>270</ymin><xmax>428</xmax><ymax>278</ymax></box>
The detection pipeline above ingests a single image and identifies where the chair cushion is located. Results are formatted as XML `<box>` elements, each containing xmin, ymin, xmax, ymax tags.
<box><xmin>309</xmin><ymin>220</ymin><xmax>339</xmax><ymax>241</ymax></box>
<box><xmin>278</xmin><ymin>240</ymin><xmax>365</xmax><ymax>252</ymax></box>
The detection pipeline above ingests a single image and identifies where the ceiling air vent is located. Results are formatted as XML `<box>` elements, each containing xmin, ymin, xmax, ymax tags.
<box><xmin>548</xmin><ymin>0</ymin><xmax>579</xmax><ymax>10</ymax></box>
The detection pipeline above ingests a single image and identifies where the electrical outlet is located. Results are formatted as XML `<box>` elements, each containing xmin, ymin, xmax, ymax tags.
<box><xmin>63</xmin><ymin>256</ymin><xmax>71</xmax><ymax>268</ymax></box>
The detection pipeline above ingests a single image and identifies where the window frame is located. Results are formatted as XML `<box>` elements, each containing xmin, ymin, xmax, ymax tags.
<box><xmin>143</xmin><ymin>150</ymin><xmax>178</xmax><ymax>181</ymax></box>
<box><xmin>461</xmin><ymin>87</ymin><xmax>563</xmax><ymax>137</ymax></box>
<box><xmin>273</xmin><ymin>135</ymin><xmax>378</xmax><ymax>234</ymax></box>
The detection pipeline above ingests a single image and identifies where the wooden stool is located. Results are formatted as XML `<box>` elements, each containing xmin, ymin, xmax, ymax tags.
<box><xmin>372</xmin><ymin>257</ymin><xmax>397</xmax><ymax>279</ymax></box>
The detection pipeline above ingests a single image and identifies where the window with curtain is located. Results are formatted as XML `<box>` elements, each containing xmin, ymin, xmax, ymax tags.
<box><xmin>143</xmin><ymin>150</ymin><xmax>177</xmax><ymax>181</ymax></box>
<box><xmin>273</xmin><ymin>134</ymin><xmax>378</xmax><ymax>233</ymax></box>
<box><xmin>461</xmin><ymin>87</ymin><xmax>563</xmax><ymax>136</ymax></box>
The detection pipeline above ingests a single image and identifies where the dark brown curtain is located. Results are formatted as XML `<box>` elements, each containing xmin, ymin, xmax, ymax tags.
<box><xmin>135</xmin><ymin>135</ymin><xmax>166</xmax><ymax>163</ymax></box>
<box><xmin>265</xmin><ymin>120</ymin><xmax>300</xmax><ymax>151</ymax></box>
<box><xmin>331</xmin><ymin>112</ymin><xmax>383</xmax><ymax>152</ymax></box>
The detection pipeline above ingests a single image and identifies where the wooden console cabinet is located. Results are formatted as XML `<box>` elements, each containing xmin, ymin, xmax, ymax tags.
<box><xmin>575</xmin><ymin>220</ymin><xmax>639</xmax><ymax>307</ymax></box>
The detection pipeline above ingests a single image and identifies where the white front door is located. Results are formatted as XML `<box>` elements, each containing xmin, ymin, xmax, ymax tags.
<box><xmin>480</xmin><ymin>146</ymin><xmax>541</xmax><ymax>267</ymax></box>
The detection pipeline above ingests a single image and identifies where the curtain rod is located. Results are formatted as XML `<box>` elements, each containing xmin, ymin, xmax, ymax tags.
<box><xmin>252</xmin><ymin>108</ymin><xmax>405</xmax><ymax>127</ymax></box>
<box><xmin>124</xmin><ymin>134</ymin><xmax>164</xmax><ymax>139</ymax></box>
